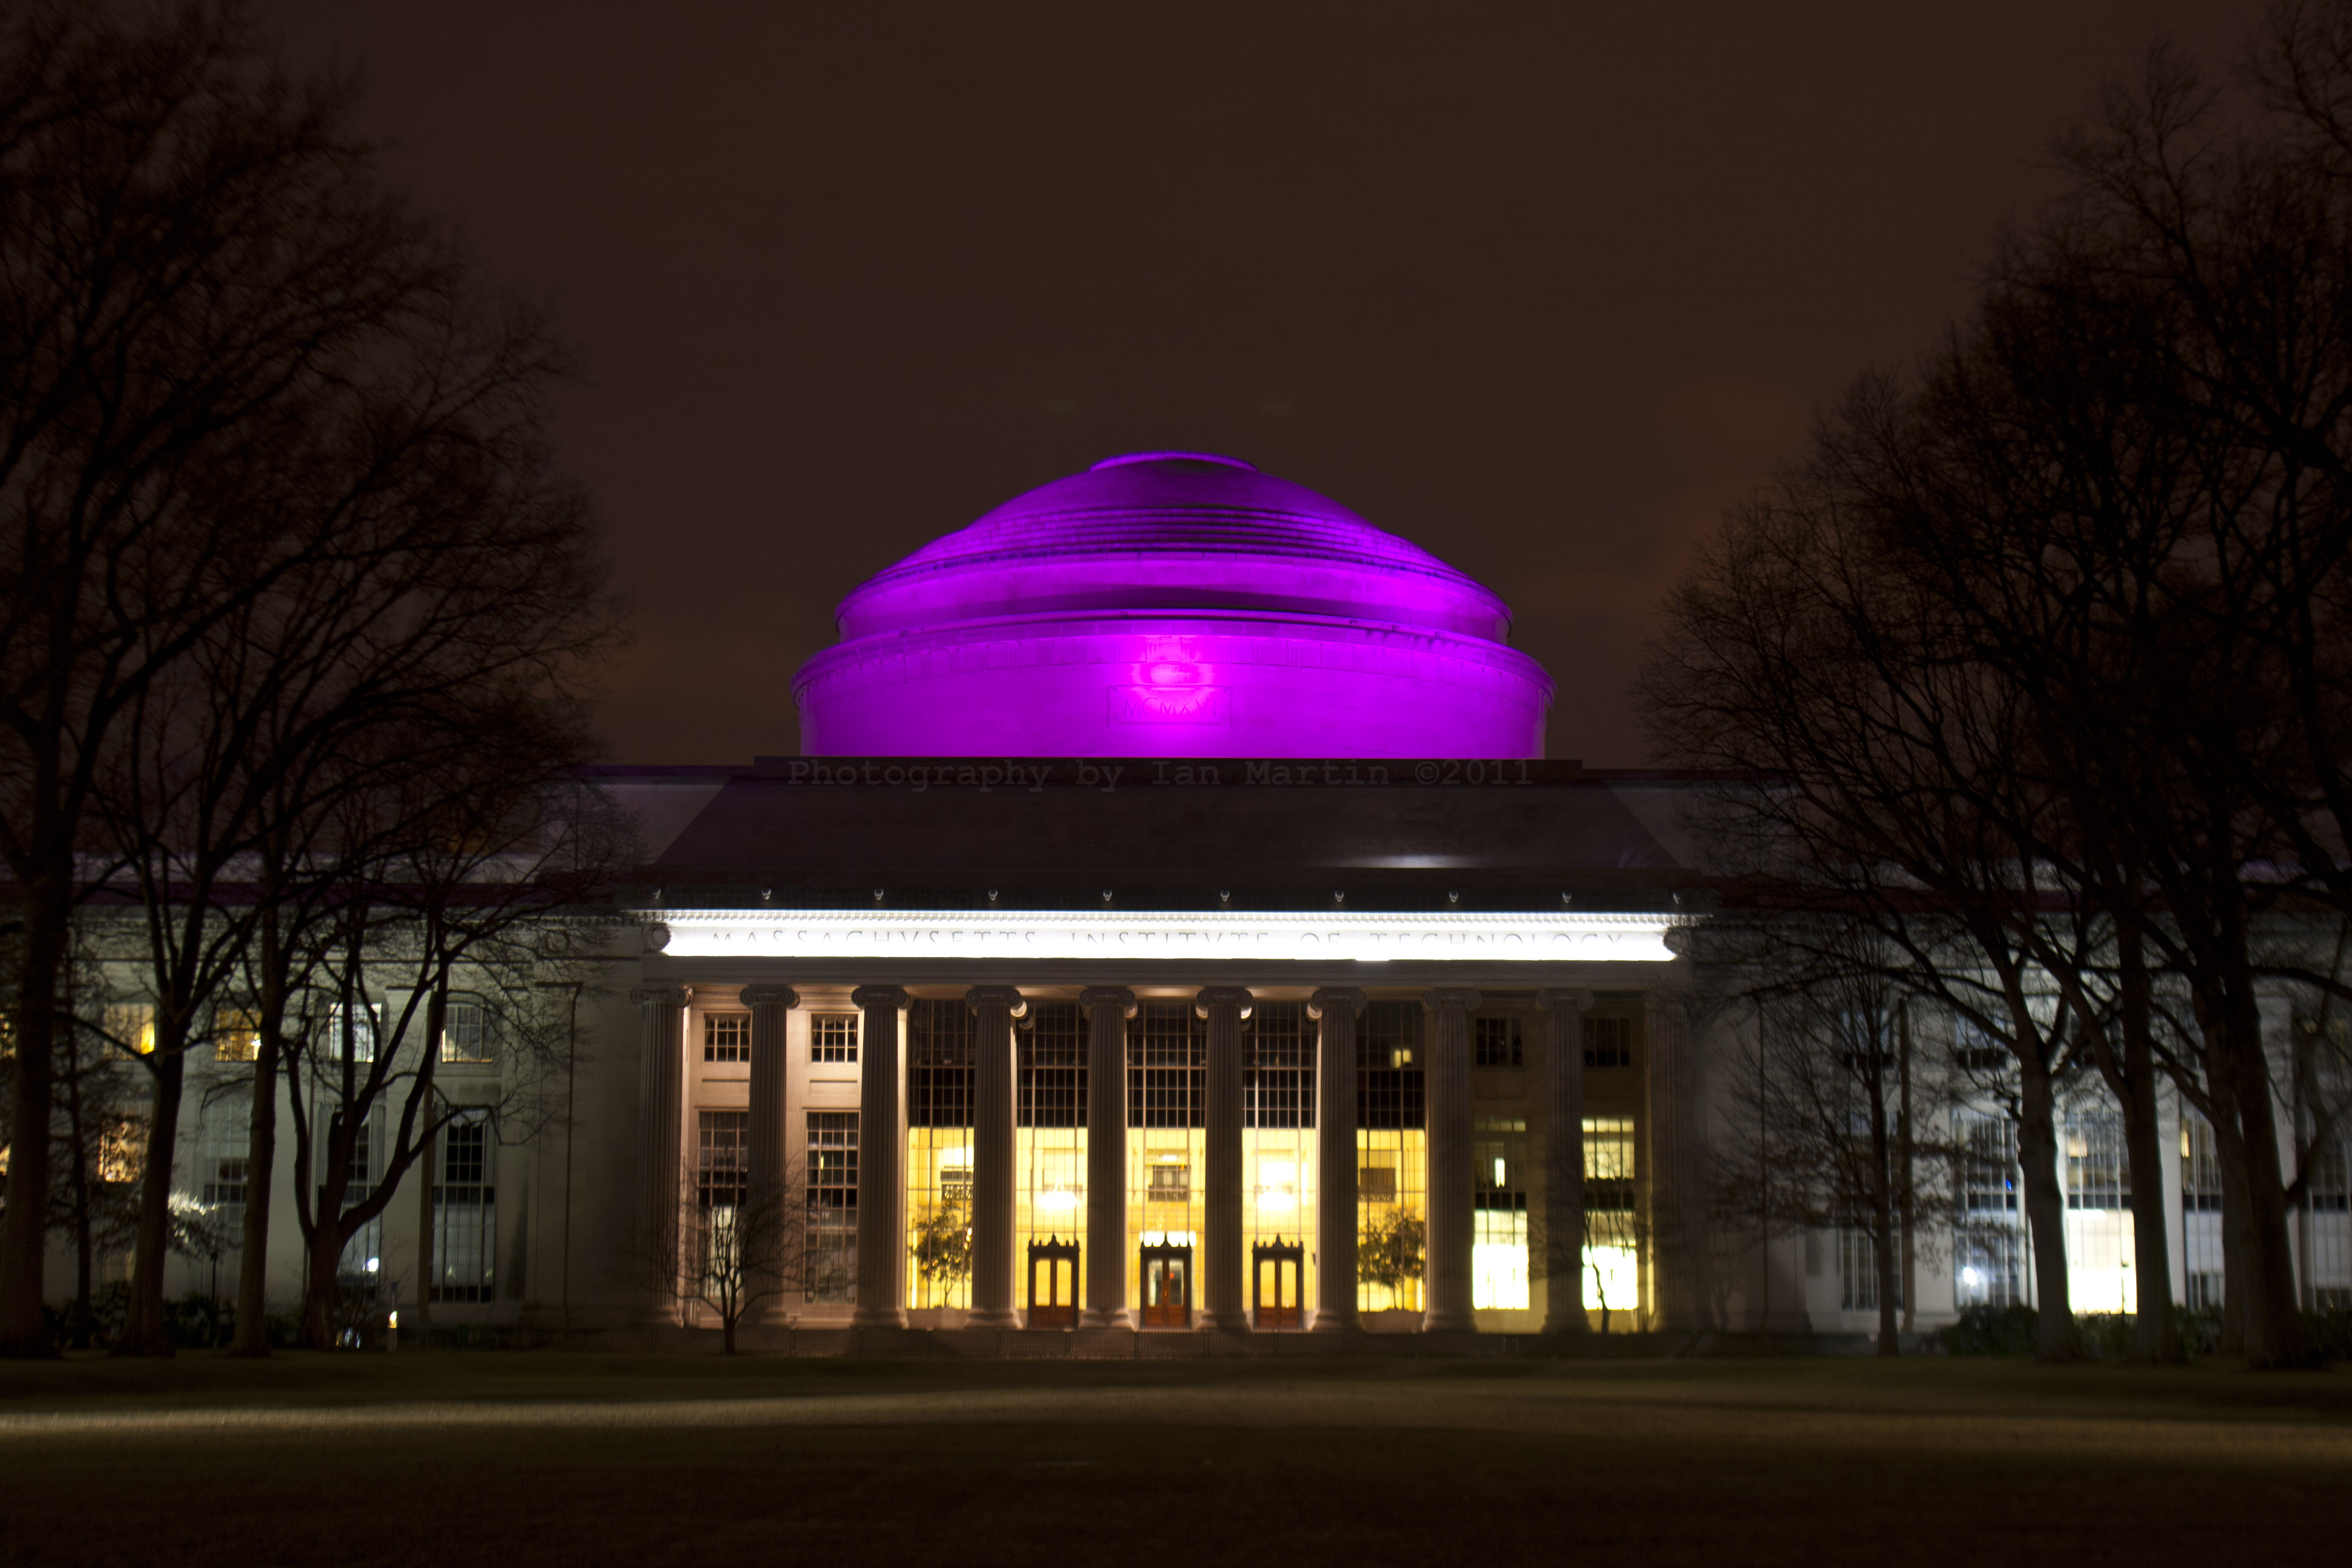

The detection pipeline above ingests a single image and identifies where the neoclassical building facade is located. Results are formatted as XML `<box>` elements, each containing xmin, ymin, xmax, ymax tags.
<box><xmin>104</xmin><ymin>452</ymin><xmax>2347</xmax><ymax>1341</ymax></box>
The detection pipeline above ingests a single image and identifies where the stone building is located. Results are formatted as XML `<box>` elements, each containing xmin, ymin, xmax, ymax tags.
<box><xmin>97</xmin><ymin>452</ymin><xmax>2352</xmax><ymax>1341</ymax></box>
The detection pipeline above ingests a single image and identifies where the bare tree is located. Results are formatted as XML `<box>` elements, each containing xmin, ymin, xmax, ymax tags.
<box><xmin>0</xmin><ymin>1</ymin><xmax>616</xmax><ymax>1356</ymax></box>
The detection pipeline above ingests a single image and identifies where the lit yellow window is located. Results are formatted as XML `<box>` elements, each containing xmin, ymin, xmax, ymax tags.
<box><xmin>214</xmin><ymin>1009</ymin><xmax>261</xmax><ymax>1063</ymax></box>
<box><xmin>105</xmin><ymin>1004</ymin><xmax>155</xmax><ymax>1056</ymax></box>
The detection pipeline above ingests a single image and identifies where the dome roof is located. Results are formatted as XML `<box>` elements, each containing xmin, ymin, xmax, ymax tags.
<box><xmin>835</xmin><ymin>452</ymin><xmax>1512</xmax><ymax>641</ymax></box>
<box><xmin>794</xmin><ymin>452</ymin><xmax>1552</xmax><ymax>759</ymax></box>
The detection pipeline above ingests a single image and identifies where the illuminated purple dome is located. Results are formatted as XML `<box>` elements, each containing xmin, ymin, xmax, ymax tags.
<box><xmin>793</xmin><ymin>453</ymin><xmax>1553</xmax><ymax>757</ymax></box>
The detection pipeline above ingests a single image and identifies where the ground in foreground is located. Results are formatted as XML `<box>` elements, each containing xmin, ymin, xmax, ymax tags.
<box><xmin>0</xmin><ymin>1353</ymin><xmax>2345</xmax><ymax>1566</ymax></box>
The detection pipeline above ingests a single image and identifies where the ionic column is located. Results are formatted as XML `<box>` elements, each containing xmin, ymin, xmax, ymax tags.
<box><xmin>631</xmin><ymin>987</ymin><xmax>688</xmax><ymax>1318</ymax></box>
<box><xmin>1195</xmin><ymin>985</ymin><xmax>1254</xmax><ymax>1331</ymax></box>
<box><xmin>966</xmin><ymin>984</ymin><xmax>1027</xmax><ymax>1328</ymax></box>
<box><xmin>1536</xmin><ymin>988</ymin><xmax>1594</xmax><ymax>1334</ymax></box>
<box><xmin>1308</xmin><ymin>987</ymin><xmax>1367</xmax><ymax>1333</ymax></box>
<box><xmin>1647</xmin><ymin>990</ymin><xmax>1708</xmax><ymax>1331</ymax></box>
<box><xmin>1423</xmin><ymin>987</ymin><xmax>1481</xmax><ymax>1332</ymax></box>
<box><xmin>740</xmin><ymin>985</ymin><xmax>800</xmax><ymax>1324</ymax></box>
<box><xmin>851</xmin><ymin>985</ymin><xmax>910</xmax><ymax>1328</ymax></box>
<box><xmin>1080</xmin><ymin>986</ymin><xmax>1138</xmax><ymax>1328</ymax></box>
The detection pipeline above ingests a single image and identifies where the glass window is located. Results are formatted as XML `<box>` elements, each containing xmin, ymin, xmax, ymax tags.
<box><xmin>807</xmin><ymin>1111</ymin><xmax>858</xmax><ymax>1303</ymax></box>
<box><xmin>1474</xmin><ymin>1015</ymin><xmax>1523</xmax><ymax>1068</ymax></box>
<box><xmin>103</xmin><ymin>1003</ymin><xmax>155</xmax><ymax>1057</ymax></box>
<box><xmin>1582</xmin><ymin>1116</ymin><xmax>1639</xmax><ymax>1317</ymax></box>
<box><xmin>702</xmin><ymin>1011</ymin><xmax>750</xmax><ymax>1065</ymax></box>
<box><xmin>1020</xmin><ymin>1002</ymin><xmax>1085</xmax><ymax>1128</ymax></box>
<box><xmin>1247</xmin><ymin>1002</ymin><xmax>1313</xmax><ymax>1129</ymax></box>
<box><xmin>214</xmin><ymin>1008</ymin><xmax>261</xmax><ymax>1063</ymax></box>
<box><xmin>441</xmin><ymin>1001</ymin><xmax>494</xmax><ymax>1065</ymax></box>
<box><xmin>431</xmin><ymin>1111</ymin><xmax>495</xmax><ymax>1302</ymax></box>
<box><xmin>810</xmin><ymin>1013</ymin><xmax>858</xmax><ymax>1063</ymax></box>
<box><xmin>1582</xmin><ymin>1015</ymin><xmax>1633</xmax><ymax>1068</ymax></box>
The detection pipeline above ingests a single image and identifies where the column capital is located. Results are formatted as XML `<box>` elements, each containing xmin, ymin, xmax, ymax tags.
<box><xmin>738</xmin><ymin>984</ymin><xmax>800</xmax><ymax>1010</ymax></box>
<box><xmin>1423</xmin><ymin>987</ymin><xmax>1482</xmax><ymax>1012</ymax></box>
<box><xmin>850</xmin><ymin>984</ymin><xmax>910</xmax><ymax>1010</ymax></box>
<box><xmin>1535</xmin><ymin>987</ymin><xmax>1595</xmax><ymax>1012</ymax></box>
<box><xmin>1306</xmin><ymin>987</ymin><xmax>1368</xmax><ymax>1020</ymax></box>
<box><xmin>964</xmin><ymin>984</ymin><xmax>1028</xmax><ymax>1018</ymax></box>
<box><xmin>629</xmin><ymin>986</ymin><xmax>688</xmax><ymax>1008</ymax></box>
<box><xmin>1193</xmin><ymin>985</ymin><xmax>1254</xmax><ymax>1021</ymax></box>
<box><xmin>1079</xmin><ymin>985</ymin><xmax>1138</xmax><ymax>1018</ymax></box>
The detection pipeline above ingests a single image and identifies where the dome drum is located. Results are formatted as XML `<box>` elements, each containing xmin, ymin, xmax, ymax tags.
<box><xmin>792</xmin><ymin>454</ymin><xmax>1553</xmax><ymax>759</ymax></box>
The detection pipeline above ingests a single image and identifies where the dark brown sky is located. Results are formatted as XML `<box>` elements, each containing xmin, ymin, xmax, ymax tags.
<box><xmin>272</xmin><ymin>1</ymin><xmax>2267</xmax><ymax>767</ymax></box>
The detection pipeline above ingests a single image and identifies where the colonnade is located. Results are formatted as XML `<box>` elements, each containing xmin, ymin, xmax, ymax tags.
<box><xmin>633</xmin><ymin>982</ymin><xmax>1604</xmax><ymax>1333</ymax></box>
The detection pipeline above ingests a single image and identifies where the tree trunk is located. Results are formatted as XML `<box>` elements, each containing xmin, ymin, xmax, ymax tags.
<box><xmin>1898</xmin><ymin>1004</ymin><xmax>1916</xmax><ymax>1338</ymax></box>
<box><xmin>0</xmin><ymin>873</ymin><xmax>70</xmax><ymax>1357</ymax></box>
<box><xmin>232</xmin><ymin>1011</ymin><xmax>283</xmax><ymax>1354</ymax></box>
<box><xmin>1868</xmin><ymin>1056</ymin><xmax>1901</xmax><ymax>1358</ymax></box>
<box><xmin>114</xmin><ymin>1048</ymin><xmax>188</xmax><ymax>1356</ymax></box>
<box><xmin>2115</xmin><ymin>927</ymin><xmax>2181</xmax><ymax>1364</ymax></box>
<box><xmin>2017</xmin><ymin>1052</ymin><xmax>2082</xmax><ymax>1362</ymax></box>
<box><xmin>2215</xmin><ymin>984</ymin><xmax>2306</xmax><ymax>1368</ymax></box>
<box><xmin>61</xmin><ymin>1033</ymin><xmax>95</xmax><ymax>1351</ymax></box>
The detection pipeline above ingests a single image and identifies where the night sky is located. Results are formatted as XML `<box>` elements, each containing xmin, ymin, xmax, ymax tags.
<box><xmin>271</xmin><ymin>1</ymin><xmax>2265</xmax><ymax>768</ymax></box>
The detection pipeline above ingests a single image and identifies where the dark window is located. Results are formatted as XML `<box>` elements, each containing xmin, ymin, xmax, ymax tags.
<box><xmin>431</xmin><ymin>1112</ymin><xmax>495</xmax><ymax>1302</ymax></box>
<box><xmin>1583</xmin><ymin>1015</ymin><xmax>1633</xmax><ymax>1067</ymax></box>
<box><xmin>1130</xmin><ymin>1001</ymin><xmax>1204</xmax><ymax>1129</ymax></box>
<box><xmin>703</xmin><ymin>1012</ymin><xmax>750</xmax><ymax>1064</ymax></box>
<box><xmin>1019</xmin><ymin>1001</ymin><xmax>1086</xmax><ymax>1128</ymax></box>
<box><xmin>1474</xmin><ymin>1015</ymin><xmax>1524</xmax><ymax>1068</ymax></box>
<box><xmin>908</xmin><ymin>999</ymin><xmax>973</xmax><ymax>1128</ymax></box>
<box><xmin>1247</xmin><ymin>1001</ymin><xmax>1316</xmax><ymax>1129</ymax></box>
<box><xmin>810</xmin><ymin>1013</ymin><xmax>858</xmax><ymax>1062</ymax></box>
<box><xmin>806</xmin><ymin>1111</ymin><xmax>858</xmax><ymax>1302</ymax></box>
<box><xmin>1359</xmin><ymin>1001</ymin><xmax>1424</xmax><ymax>1129</ymax></box>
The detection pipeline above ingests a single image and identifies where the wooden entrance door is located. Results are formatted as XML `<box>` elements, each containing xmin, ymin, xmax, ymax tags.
<box><xmin>1140</xmin><ymin>1241</ymin><xmax>1191</xmax><ymax>1328</ymax></box>
<box><xmin>1028</xmin><ymin>1236</ymin><xmax>1078</xmax><ymax>1328</ymax></box>
<box><xmin>1253</xmin><ymin>1238</ymin><xmax>1304</xmax><ymax>1330</ymax></box>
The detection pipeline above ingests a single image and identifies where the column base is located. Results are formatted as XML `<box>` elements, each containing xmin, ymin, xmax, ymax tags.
<box><xmin>1422</xmin><ymin>1310</ymin><xmax>1476</xmax><ymax>1333</ymax></box>
<box><xmin>1081</xmin><ymin>1307</ymin><xmax>1133</xmax><ymax>1330</ymax></box>
<box><xmin>1200</xmin><ymin>1310</ymin><xmax>1253</xmax><ymax>1333</ymax></box>
<box><xmin>966</xmin><ymin>1307</ymin><xmax>1020</xmax><ymax>1330</ymax></box>
<box><xmin>1309</xmin><ymin>1308</ymin><xmax>1361</xmax><ymax>1334</ymax></box>
<box><xmin>1540</xmin><ymin>1312</ymin><xmax>1590</xmax><ymax>1335</ymax></box>
<box><xmin>850</xmin><ymin>1305</ymin><xmax>908</xmax><ymax>1330</ymax></box>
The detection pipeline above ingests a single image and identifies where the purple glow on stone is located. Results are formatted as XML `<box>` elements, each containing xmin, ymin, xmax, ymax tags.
<box><xmin>794</xmin><ymin>455</ymin><xmax>1553</xmax><ymax>759</ymax></box>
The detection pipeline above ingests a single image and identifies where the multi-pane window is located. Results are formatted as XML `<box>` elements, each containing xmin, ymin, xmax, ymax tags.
<box><xmin>321</xmin><ymin>1002</ymin><xmax>379</xmax><ymax>1064</ymax></box>
<box><xmin>1955</xmin><ymin>1229</ymin><xmax>2022</xmax><ymax>1307</ymax></box>
<box><xmin>1583</xmin><ymin>1116</ymin><xmax>1636</xmax><ymax>1210</ymax></box>
<box><xmin>2181</xmin><ymin>1113</ymin><xmax>2224</xmax><ymax>1211</ymax></box>
<box><xmin>431</xmin><ymin>1111</ymin><xmax>496</xmax><ymax>1302</ymax></box>
<box><xmin>702</xmin><ymin>1011</ymin><xmax>750</xmax><ymax>1065</ymax></box>
<box><xmin>440</xmin><ymin>1000</ymin><xmax>494</xmax><ymax>1065</ymax></box>
<box><xmin>810</xmin><ymin>1013</ymin><xmax>858</xmax><ymax>1063</ymax></box>
<box><xmin>214</xmin><ymin>1008</ymin><xmax>261</xmax><ymax>1063</ymax></box>
<box><xmin>2064</xmin><ymin>1108</ymin><xmax>2129</xmax><ymax>1209</ymax></box>
<box><xmin>1583</xmin><ymin>1015</ymin><xmax>1633</xmax><ymax>1067</ymax></box>
<box><xmin>1839</xmin><ymin>1226</ymin><xmax>1893</xmax><ymax>1313</ymax></box>
<box><xmin>103</xmin><ymin>1003</ymin><xmax>155</xmax><ymax>1056</ymax></box>
<box><xmin>909</xmin><ymin>999</ymin><xmax>974</xmax><ymax>1126</ymax></box>
<box><xmin>1247</xmin><ymin>1002</ymin><xmax>1315</xmax><ymax>1129</ymax></box>
<box><xmin>1131</xmin><ymin>1000</ymin><xmax>1204</xmax><ymax>1129</ymax></box>
<box><xmin>1020</xmin><ymin>1002</ymin><xmax>1085</xmax><ymax>1128</ymax></box>
<box><xmin>200</xmin><ymin>1097</ymin><xmax>252</xmax><ymax>1214</ymax></box>
<box><xmin>1359</xmin><ymin>1001</ymin><xmax>1424</xmax><ymax>1129</ymax></box>
<box><xmin>1472</xmin><ymin>1116</ymin><xmax>1529</xmax><ymax>1310</ymax></box>
<box><xmin>1957</xmin><ymin>1111</ymin><xmax>2019</xmax><ymax>1216</ymax></box>
<box><xmin>330</xmin><ymin>1113</ymin><xmax>381</xmax><ymax>1278</ymax></box>
<box><xmin>807</xmin><ymin>1111</ymin><xmax>858</xmax><ymax>1303</ymax></box>
<box><xmin>696</xmin><ymin>1110</ymin><xmax>750</xmax><ymax>1290</ymax></box>
<box><xmin>1474</xmin><ymin>1015</ymin><xmax>1523</xmax><ymax>1068</ymax></box>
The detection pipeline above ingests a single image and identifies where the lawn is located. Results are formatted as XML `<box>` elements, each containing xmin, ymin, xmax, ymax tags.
<box><xmin>0</xmin><ymin>1351</ymin><xmax>2345</xmax><ymax>1566</ymax></box>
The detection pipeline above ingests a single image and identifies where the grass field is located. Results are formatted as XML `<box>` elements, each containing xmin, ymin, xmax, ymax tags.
<box><xmin>0</xmin><ymin>1352</ymin><xmax>2346</xmax><ymax>1567</ymax></box>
